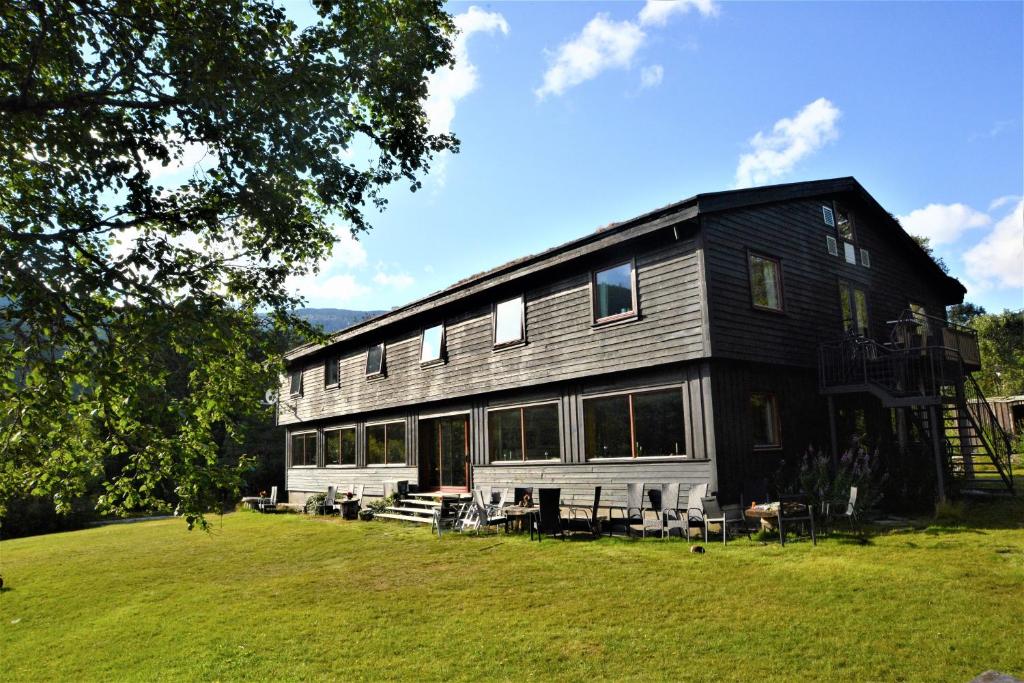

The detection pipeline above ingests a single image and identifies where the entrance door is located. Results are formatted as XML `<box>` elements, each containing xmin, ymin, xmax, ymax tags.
<box><xmin>418</xmin><ymin>415</ymin><xmax>469</xmax><ymax>492</ymax></box>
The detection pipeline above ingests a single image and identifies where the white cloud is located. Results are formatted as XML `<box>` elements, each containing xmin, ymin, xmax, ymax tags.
<box><xmin>373</xmin><ymin>271</ymin><xmax>415</xmax><ymax>289</ymax></box>
<box><xmin>639</xmin><ymin>64</ymin><xmax>664</xmax><ymax>88</ymax></box>
<box><xmin>423</xmin><ymin>6</ymin><xmax>509</xmax><ymax>136</ymax></box>
<box><xmin>638</xmin><ymin>0</ymin><xmax>718</xmax><ymax>26</ymax></box>
<box><xmin>327</xmin><ymin>232</ymin><xmax>368</xmax><ymax>269</ymax></box>
<box><xmin>989</xmin><ymin>194</ymin><xmax>1022</xmax><ymax>212</ymax></box>
<box><xmin>963</xmin><ymin>199</ymin><xmax>1024</xmax><ymax>290</ymax></box>
<box><xmin>535</xmin><ymin>14</ymin><xmax>646</xmax><ymax>99</ymax></box>
<box><xmin>734</xmin><ymin>97</ymin><xmax>841</xmax><ymax>188</ymax></box>
<box><xmin>290</xmin><ymin>272</ymin><xmax>371</xmax><ymax>307</ymax></box>
<box><xmin>897</xmin><ymin>203</ymin><xmax>991</xmax><ymax>247</ymax></box>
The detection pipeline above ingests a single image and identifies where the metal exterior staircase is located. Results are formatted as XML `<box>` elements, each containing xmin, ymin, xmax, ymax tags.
<box><xmin>818</xmin><ymin>316</ymin><xmax>1014</xmax><ymax>496</ymax></box>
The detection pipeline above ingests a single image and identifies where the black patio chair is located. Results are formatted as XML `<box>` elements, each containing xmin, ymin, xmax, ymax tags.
<box><xmin>537</xmin><ymin>488</ymin><xmax>564</xmax><ymax>540</ymax></box>
<box><xmin>562</xmin><ymin>486</ymin><xmax>603</xmax><ymax>538</ymax></box>
<box><xmin>778</xmin><ymin>493</ymin><xmax>816</xmax><ymax>546</ymax></box>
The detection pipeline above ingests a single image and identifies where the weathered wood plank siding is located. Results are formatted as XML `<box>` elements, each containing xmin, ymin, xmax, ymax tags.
<box><xmin>472</xmin><ymin>460</ymin><xmax>714</xmax><ymax>509</ymax></box>
<box><xmin>702</xmin><ymin>197</ymin><xmax>952</xmax><ymax>368</ymax></box>
<box><xmin>278</xmin><ymin>232</ymin><xmax>706</xmax><ymax>426</ymax></box>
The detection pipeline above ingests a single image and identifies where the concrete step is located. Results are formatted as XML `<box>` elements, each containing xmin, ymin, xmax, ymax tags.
<box><xmin>385</xmin><ymin>506</ymin><xmax>437</xmax><ymax>516</ymax></box>
<box><xmin>374</xmin><ymin>512</ymin><xmax>434</xmax><ymax>524</ymax></box>
<box><xmin>398</xmin><ymin>498</ymin><xmax>440</xmax><ymax>508</ymax></box>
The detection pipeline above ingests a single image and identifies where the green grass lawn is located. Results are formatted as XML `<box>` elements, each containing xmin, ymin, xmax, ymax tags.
<box><xmin>2</xmin><ymin>501</ymin><xmax>1023</xmax><ymax>682</ymax></box>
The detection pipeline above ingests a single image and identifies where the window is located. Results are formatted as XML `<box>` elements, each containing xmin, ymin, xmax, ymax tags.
<box><xmin>420</xmin><ymin>324</ymin><xmax>445</xmax><ymax>364</ymax></box>
<box><xmin>488</xmin><ymin>403</ymin><xmax>560</xmax><ymax>462</ymax></box>
<box><xmin>822</xmin><ymin>205</ymin><xmax>835</xmax><ymax>227</ymax></box>
<box><xmin>860</xmin><ymin>248</ymin><xmax>871</xmax><ymax>268</ymax></box>
<box><xmin>592</xmin><ymin>261</ymin><xmax>636</xmax><ymax>323</ymax></box>
<box><xmin>750</xmin><ymin>393</ymin><xmax>780</xmax><ymax>448</ymax></box>
<box><xmin>366</xmin><ymin>421</ymin><xmax>406</xmax><ymax>465</ymax></box>
<box><xmin>324</xmin><ymin>427</ymin><xmax>356</xmax><ymax>466</ymax></box>
<box><xmin>324</xmin><ymin>357</ymin><xmax>339</xmax><ymax>387</ymax></box>
<box><xmin>826</xmin><ymin>235</ymin><xmax>838</xmax><ymax>256</ymax></box>
<box><xmin>493</xmin><ymin>296</ymin><xmax>525</xmax><ymax>347</ymax></box>
<box><xmin>289</xmin><ymin>370</ymin><xmax>303</xmax><ymax>397</ymax></box>
<box><xmin>748</xmin><ymin>253</ymin><xmax>783</xmax><ymax>311</ymax></box>
<box><xmin>843</xmin><ymin>241</ymin><xmax>856</xmax><ymax>265</ymax></box>
<box><xmin>366</xmin><ymin>343</ymin><xmax>385</xmax><ymax>377</ymax></box>
<box><xmin>583</xmin><ymin>388</ymin><xmax>685</xmax><ymax>459</ymax></box>
<box><xmin>834</xmin><ymin>201</ymin><xmax>855</xmax><ymax>241</ymax></box>
<box><xmin>290</xmin><ymin>432</ymin><xmax>317</xmax><ymax>467</ymax></box>
<box><xmin>839</xmin><ymin>281</ymin><xmax>869</xmax><ymax>336</ymax></box>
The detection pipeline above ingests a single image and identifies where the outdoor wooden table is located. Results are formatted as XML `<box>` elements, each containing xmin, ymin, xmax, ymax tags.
<box><xmin>744</xmin><ymin>502</ymin><xmax>808</xmax><ymax>530</ymax></box>
<box><xmin>240</xmin><ymin>496</ymin><xmax>263</xmax><ymax>510</ymax></box>
<box><xmin>503</xmin><ymin>505</ymin><xmax>541</xmax><ymax>541</ymax></box>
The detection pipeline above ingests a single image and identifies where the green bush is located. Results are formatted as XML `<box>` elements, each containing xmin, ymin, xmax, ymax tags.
<box><xmin>304</xmin><ymin>493</ymin><xmax>327</xmax><ymax>515</ymax></box>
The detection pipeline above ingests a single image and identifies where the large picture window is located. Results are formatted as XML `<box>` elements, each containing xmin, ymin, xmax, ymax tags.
<box><xmin>290</xmin><ymin>432</ymin><xmax>317</xmax><ymax>467</ymax></box>
<box><xmin>488</xmin><ymin>403</ymin><xmax>560</xmax><ymax>462</ymax></box>
<box><xmin>366</xmin><ymin>421</ymin><xmax>406</xmax><ymax>465</ymax></box>
<box><xmin>420</xmin><ymin>324</ymin><xmax>445</xmax><ymax>364</ymax></box>
<box><xmin>751</xmin><ymin>393</ymin><xmax>781</xmax><ymax>448</ymax></box>
<box><xmin>493</xmin><ymin>296</ymin><xmax>525</xmax><ymax>347</ymax></box>
<box><xmin>366</xmin><ymin>343</ymin><xmax>385</xmax><ymax>377</ymax></box>
<box><xmin>839</xmin><ymin>280</ymin><xmax>869</xmax><ymax>336</ymax></box>
<box><xmin>583</xmin><ymin>388</ymin><xmax>685</xmax><ymax>459</ymax></box>
<box><xmin>592</xmin><ymin>261</ymin><xmax>636</xmax><ymax>323</ymax></box>
<box><xmin>748</xmin><ymin>253</ymin><xmax>783</xmax><ymax>311</ymax></box>
<box><xmin>324</xmin><ymin>427</ymin><xmax>356</xmax><ymax>466</ymax></box>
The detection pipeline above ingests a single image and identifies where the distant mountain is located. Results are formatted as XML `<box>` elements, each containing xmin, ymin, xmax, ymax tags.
<box><xmin>293</xmin><ymin>308</ymin><xmax>386</xmax><ymax>333</ymax></box>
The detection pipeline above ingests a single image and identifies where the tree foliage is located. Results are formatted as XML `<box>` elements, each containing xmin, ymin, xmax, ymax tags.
<box><xmin>0</xmin><ymin>0</ymin><xmax>457</xmax><ymax>528</ymax></box>
<box><xmin>969</xmin><ymin>310</ymin><xmax>1024</xmax><ymax>398</ymax></box>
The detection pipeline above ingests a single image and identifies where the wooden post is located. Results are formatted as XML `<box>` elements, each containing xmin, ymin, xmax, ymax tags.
<box><xmin>928</xmin><ymin>405</ymin><xmax>946</xmax><ymax>503</ymax></box>
<box><xmin>827</xmin><ymin>395</ymin><xmax>839</xmax><ymax>466</ymax></box>
<box><xmin>896</xmin><ymin>407</ymin><xmax>908</xmax><ymax>455</ymax></box>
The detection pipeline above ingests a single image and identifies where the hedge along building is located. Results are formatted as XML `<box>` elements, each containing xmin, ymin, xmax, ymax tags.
<box><xmin>277</xmin><ymin>177</ymin><xmax>1013</xmax><ymax>513</ymax></box>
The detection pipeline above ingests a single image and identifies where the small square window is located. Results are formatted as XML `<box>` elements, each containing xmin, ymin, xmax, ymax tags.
<box><xmin>822</xmin><ymin>205</ymin><xmax>835</xmax><ymax>227</ymax></box>
<box><xmin>826</xmin><ymin>235</ymin><xmax>838</xmax><ymax>256</ymax></box>
<box><xmin>860</xmin><ymin>248</ymin><xmax>871</xmax><ymax>268</ymax></box>
<box><xmin>592</xmin><ymin>262</ymin><xmax>636</xmax><ymax>323</ymax></box>
<box><xmin>494</xmin><ymin>296</ymin><xmax>525</xmax><ymax>347</ymax></box>
<box><xmin>325</xmin><ymin>357</ymin><xmax>339</xmax><ymax>386</ymax></box>
<box><xmin>748</xmin><ymin>253</ymin><xmax>783</xmax><ymax>311</ymax></box>
<box><xmin>366</xmin><ymin>344</ymin><xmax>385</xmax><ymax>376</ymax></box>
<box><xmin>751</xmin><ymin>393</ymin><xmax>780</xmax><ymax>449</ymax></box>
<box><xmin>843</xmin><ymin>241</ymin><xmax>856</xmax><ymax>264</ymax></box>
<box><xmin>289</xmin><ymin>370</ymin><xmax>303</xmax><ymax>397</ymax></box>
<box><xmin>421</xmin><ymin>324</ymin><xmax>445</xmax><ymax>364</ymax></box>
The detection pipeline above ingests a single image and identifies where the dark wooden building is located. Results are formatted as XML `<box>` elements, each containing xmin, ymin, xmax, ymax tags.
<box><xmin>277</xmin><ymin>177</ymin><xmax>1014</xmax><ymax>511</ymax></box>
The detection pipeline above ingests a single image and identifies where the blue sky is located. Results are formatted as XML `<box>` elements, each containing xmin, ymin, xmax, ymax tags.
<box><xmin>281</xmin><ymin>1</ymin><xmax>1023</xmax><ymax>314</ymax></box>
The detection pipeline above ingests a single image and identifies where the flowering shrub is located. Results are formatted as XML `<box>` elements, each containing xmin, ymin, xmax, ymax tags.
<box><xmin>795</xmin><ymin>443</ymin><xmax>886</xmax><ymax>519</ymax></box>
<box><xmin>304</xmin><ymin>492</ymin><xmax>327</xmax><ymax>515</ymax></box>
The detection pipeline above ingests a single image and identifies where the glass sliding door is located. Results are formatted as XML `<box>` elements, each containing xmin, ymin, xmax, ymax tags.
<box><xmin>439</xmin><ymin>416</ymin><xmax>468</xmax><ymax>490</ymax></box>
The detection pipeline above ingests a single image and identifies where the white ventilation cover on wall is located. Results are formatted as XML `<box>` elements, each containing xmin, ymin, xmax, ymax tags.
<box><xmin>822</xmin><ymin>205</ymin><xmax>835</xmax><ymax>227</ymax></box>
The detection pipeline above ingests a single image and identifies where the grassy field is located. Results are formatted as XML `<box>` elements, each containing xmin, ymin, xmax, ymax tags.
<box><xmin>2</xmin><ymin>500</ymin><xmax>1023</xmax><ymax>682</ymax></box>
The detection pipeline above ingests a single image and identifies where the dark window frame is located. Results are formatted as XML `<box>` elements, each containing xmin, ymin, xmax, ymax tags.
<box><xmin>590</xmin><ymin>258</ymin><xmax>639</xmax><ymax>326</ymax></box>
<box><xmin>419</xmin><ymin>323</ymin><xmax>446</xmax><ymax>367</ymax></box>
<box><xmin>365</xmin><ymin>420</ymin><xmax>407</xmax><ymax>466</ymax></box>
<box><xmin>289</xmin><ymin>370</ymin><xmax>303</xmax><ymax>397</ymax></box>
<box><xmin>323</xmin><ymin>426</ymin><xmax>357</xmax><ymax>467</ymax></box>
<box><xmin>833</xmin><ymin>199</ymin><xmax>857</xmax><ymax>242</ymax></box>
<box><xmin>487</xmin><ymin>401</ymin><xmax>560</xmax><ymax>463</ymax></box>
<box><xmin>839</xmin><ymin>278</ymin><xmax>871</xmax><ymax>337</ymax></box>
<box><xmin>746</xmin><ymin>250</ymin><xmax>786</xmax><ymax>314</ymax></box>
<box><xmin>492</xmin><ymin>295</ymin><xmax>527</xmax><ymax>349</ymax></box>
<box><xmin>290</xmin><ymin>431</ymin><xmax>317</xmax><ymax>467</ymax></box>
<box><xmin>324</xmin><ymin>357</ymin><xmax>340</xmax><ymax>388</ymax></box>
<box><xmin>750</xmin><ymin>392</ymin><xmax>782</xmax><ymax>450</ymax></box>
<box><xmin>365</xmin><ymin>343</ymin><xmax>386</xmax><ymax>378</ymax></box>
<box><xmin>582</xmin><ymin>386</ymin><xmax>687</xmax><ymax>460</ymax></box>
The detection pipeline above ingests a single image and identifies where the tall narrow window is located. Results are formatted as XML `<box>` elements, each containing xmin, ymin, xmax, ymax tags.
<box><xmin>290</xmin><ymin>432</ymin><xmax>317</xmax><ymax>466</ymax></box>
<box><xmin>289</xmin><ymin>370</ymin><xmax>303</xmax><ymax>397</ymax></box>
<box><xmin>592</xmin><ymin>261</ymin><xmax>636</xmax><ymax>323</ymax></box>
<box><xmin>750</xmin><ymin>393</ymin><xmax>781</xmax><ymax>449</ymax></box>
<box><xmin>325</xmin><ymin>357</ymin><xmax>340</xmax><ymax>386</ymax></box>
<box><xmin>488</xmin><ymin>404</ymin><xmax>560</xmax><ymax>462</ymax></box>
<box><xmin>583</xmin><ymin>389</ymin><xmax>685</xmax><ymax>459</ymax></box>
<box><xmin>420</xmin><ymin>324</ymin><xmax>445</xmax><ymax>364</ymax></box>
<box><xmin>834</xmin><ymin>201</ymin><xmax>855</xmax><ymax>241</ymax></box>
<box><xmin>366</xmin><ymin>421</ymin><xmax>406</xmax><ymax>465</ymax></box>
<box><xmin>748</xmin><ymin>253</ymin><xmax>783</xmax><ymax>311</ymax></box>
<box><xmin>493</xmin><ymin>296</ymin><xmax>525</xmax><ymax>347</ymax></box>
<box><xmin>324</xmin><ymin>427</ymin><xmax>356</xmax><ymax>466</ymax></box>
<box><xmin>839</xmin><ymin>281</ymin><xmax>869</xmax><ymax>336</ymax></box>
<box><xmin>366</xmin><ymin>343</ymin><xmax>385</xmax><ymax>376</ymax></box>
